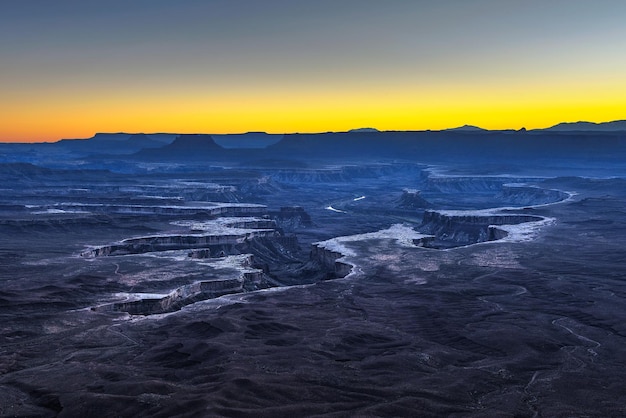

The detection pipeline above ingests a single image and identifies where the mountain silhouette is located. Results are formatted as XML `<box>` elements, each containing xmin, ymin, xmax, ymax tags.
<box><xmin>133</xmin><ymin>134</ymin><xmax>226</xmax><ymax>160</ymax></box>
<box><xmin>544</xmin><ymin>120</ymin><xmax>626</xmax><ymax>131</ymax></box>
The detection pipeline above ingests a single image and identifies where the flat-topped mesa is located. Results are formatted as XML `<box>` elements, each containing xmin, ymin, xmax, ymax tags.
<box><xmin>166</xmin><ymin>134</ymin><xmax>223</xmax><ymax>151</ymax></box>
<box><xmin>310</xmin><ymin>224</ymin><xmax>434</xmax><ymax>279</ymax></box>
<box><xmin>424</xmin><ymin>175</ymin><xmax>559</xmax><ymax>193</ymax></box>
<box><xmin>81</xmin><ymin>230</ymin><xmax>278</xmax><ymax>258</ymax></box>
<box><xmin>422</xmin><ymin>210</ymin><xmax>542</xmax><ymax>226</ymax></box>
<box><xmin>81</xmin><ymin>215</ymin><xmax>287</xmax><ymax>258</ymax></box>
<box><xmin>94</xmin><ymin>256</ymin><xmax>268</xmax><ymax>315</ymax></box>
<box><xmin>36</xmin><ymin>203</ymin><xmax>266</xmax><ymax>217</ymax></box>
<box><xmin>311</xmin><ymin>235</ymin><xmax>435</xmax><ymax>277</ymax></box>
<box><xmin>497</xmin><ymin>184</ymin><xmax>570</xmax><ymax>206</ymax></box>
<box><xmin>420</xmin><ymin>209</ymin><xmax>547</xmax><ymax>246</ymax></box>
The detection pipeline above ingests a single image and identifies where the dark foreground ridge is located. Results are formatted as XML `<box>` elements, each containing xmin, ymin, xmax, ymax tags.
<box><xmin>1</xmin><ymin>129</ymin><xmax>626</xmax><ymax>417</ymax></box>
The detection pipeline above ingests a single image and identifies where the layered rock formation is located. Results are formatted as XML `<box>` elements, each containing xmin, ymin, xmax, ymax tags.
<box><xmin>82</xmin><ymin>216</ymin><xmax>277</xmax><ymax>258</ymax></box>
<box><xmin>94</xmin><ymin>255</ymin><xmax>268</xmax><ymax>315</ymax></box>
<box><xmin>420</xmin><ymin>209</ymin><xmax>549</xmax><ymax>246</ymax></box>
<box><xmin>52</xmin><ymin>203</ymin><xmax>266</xmax><ymax>217</ymax></box>
<box><xmin>497</xmin><ymin>184</ymin><xmax>570</xmax><ymax>206</ymax></box>
<box><xmin>311</xmin><ymin>225</ymin><xmax>434</xmax><ymax>279</ymax></box>
<box><xmin>309</xmin><ymin>245</ymin><xmax>353</xmax><ymax>279</ymax></box>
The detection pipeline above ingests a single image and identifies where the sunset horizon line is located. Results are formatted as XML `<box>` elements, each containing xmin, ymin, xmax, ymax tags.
<box><xmin>4</xmin><ymin>117</ymin><xmax>626</xmax><ymax>144</ymax></box>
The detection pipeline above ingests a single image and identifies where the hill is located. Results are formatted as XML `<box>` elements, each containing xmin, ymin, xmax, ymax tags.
<box><xmin>544</xmin><ymin>120</ymin><xmax>626</xmax><ymax>132</ymax></box>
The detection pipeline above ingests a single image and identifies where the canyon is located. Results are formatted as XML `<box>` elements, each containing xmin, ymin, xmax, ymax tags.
<box><xmin>1</xmin><ymin>131</ymin><xmax>625</xmax><ymax>416</ymax></box>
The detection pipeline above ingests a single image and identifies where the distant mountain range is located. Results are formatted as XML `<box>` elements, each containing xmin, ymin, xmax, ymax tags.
<box><xmin>350</xmin><ymin>120</ymin><xmax>626</xmax><ymax>133</ymax></box>
<box><xmin>444</xmin><ymin>125</ymin><xmax>487</xmax><ymax>132</ymax></box>
<box><xmin>444</xmin><ymin>120</ymin><xmax>626</xmax><ymax>132</ymax></box>
<box><xmin>2</xmin><ymin>120</ymin><xmax>625</xmax><ymax>167</ymax></box>
<box><xmin>43</xmin><ymin>120</ymin><xmax>626</xmax><ymax>148</ymax></box>
<box><xmin>2</xmin><ymin>123</ymin><xmax>625</xmax><ymax>168</ymax></box>
<box><xmin>542</xmin><ymin>120</ymin><xmax>626</xmax><ymax>132</ymax></box>
<box><xmin>56</xmin><ymin>132</ymin><xmax>284</xmax><ymax>149</ymax></box>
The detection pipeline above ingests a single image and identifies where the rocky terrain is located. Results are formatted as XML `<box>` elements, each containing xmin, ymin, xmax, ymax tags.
<box><xmin>1</xmin><ymin>131</ymin><xmax>626</xmax><ymax>416</ymax></box>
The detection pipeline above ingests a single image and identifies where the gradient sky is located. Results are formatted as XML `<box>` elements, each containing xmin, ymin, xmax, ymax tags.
<box><xmin>1</xmin><ymin>0</ymin><xmax>626</xmax><ymax>142</ymax></box>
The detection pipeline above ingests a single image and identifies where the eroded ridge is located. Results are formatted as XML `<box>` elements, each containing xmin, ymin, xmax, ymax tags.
<box><xmin>312</xmin><ymin>224</ymin><xmax>435</xmax><ymax>279</ymax></box>
<box><xmin>92</xmin><ymin>254</ymin><xmax>266</xmax><ymax>315</ymax></box>
<box><xmin>47</xmin><ymin>202</ymin><xmax>267</xmax><ymax>217</ymax></box>
<box><xmin>419</xmin><ymin>209</ymin><xmax>553</xmax><ymax>248</ymax></box>
<box><xmin>74</xmin><ymin>170</ymin><xmax>566</xmax><ymax>317</ymax></box>
<box><xmin>309</xmin><ymin>206</ymin><xmax>555</xmax><ymax>282</ymax></box>
<box><xmin>83</xmin><ymin>205</ymin><xmax>313</xmax><ymax>315</ymax></box>
<box><xmin>81</xmin><ymin>201</ymin><xmax>349</xmax><ymax>316</ymax></box>
<box><xmin>81</xmin><ymin>216</ymin><xmax>278</xmax><ymax>258</ymax></box>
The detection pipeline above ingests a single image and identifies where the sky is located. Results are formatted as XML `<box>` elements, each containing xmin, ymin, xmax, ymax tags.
<box><xmin>1</xmin><ymin>0</ymin><xmax>626</xmax><ymax>142</ymax></box>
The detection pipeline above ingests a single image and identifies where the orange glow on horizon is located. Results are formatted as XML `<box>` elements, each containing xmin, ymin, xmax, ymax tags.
<box><xmin>2</xmin><ymin>77</ymin><xmax>625</xmax><ymax>142</ymax></box>
<box><xmin>3</xmin><ymin>1</ymin><xmax>626</xmax><ymax>143</ymax></box>
<box><xmin>3</xmin><ymin>37</ymin><xmax>626</xmax><ymax>143</ymax></box>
